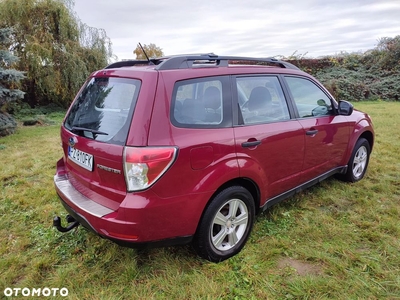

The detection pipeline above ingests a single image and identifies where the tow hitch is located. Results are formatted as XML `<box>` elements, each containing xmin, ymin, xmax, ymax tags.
<box><xmin>53</xmin><ymin>215</ymin><xmax>80</xmax><ymax>232</ymax></box>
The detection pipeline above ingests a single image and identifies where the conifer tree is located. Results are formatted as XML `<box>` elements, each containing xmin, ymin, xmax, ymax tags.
<box><xmin>0</xmin><ymin>27</ymin><xmax>25</xmax><ymax>136</ymax></box>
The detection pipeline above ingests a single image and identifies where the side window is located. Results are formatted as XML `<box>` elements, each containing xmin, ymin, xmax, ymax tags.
<box><xmin>236</xmin><ymin>76</ymin><xmax>290</xmax><ymax>125</ymax></box>
<box><xmin>285</xmin><ymin>76</ymin><xmax>333</xmax><ymax>118</ymax></box>
<box><xmin>172</xmin><ymin>77</ymin><xmax>226</xmax><ymax>127</ymax></box>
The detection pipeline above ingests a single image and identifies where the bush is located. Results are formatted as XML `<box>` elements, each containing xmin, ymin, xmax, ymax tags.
<box><xmin>0</xmin><ymin>112</ymin><xmax>17</xmax><ymax>136</ymax></box>
<box><xmin>287</xmin><ymin>35</ymin><xmax>400</xmax><ymax>101</ymax></box>
<box><xmin>369</xmin><ymin>74</ymin><xmax>400</xmax><ymax>101</ymax></box>
<box><xmin>316</xmin><ymin>67</ymin><xmax>373</xmax><ymax>100</ymax></box>
<box><xmin>4</xmin><ymin>101</ymin><xmax>65</xmax><ymax>125</ymax></box>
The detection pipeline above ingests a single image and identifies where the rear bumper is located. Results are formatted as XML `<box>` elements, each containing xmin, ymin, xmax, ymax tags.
<box><xmin>54</xmin><ymin>174</ymin><xmax>114</xmax><ymax>218</ymax></box>
<box><xmin>54</xmin><ymin>169</ymin><xmax>200</xmax><ymax>247</ymax></box>
<box><xmin>54</xmin><ymin>173</ymin><xmax>137</xmax><ymax>240</ymax></box>
<box><xmin>56</xmin><ymin>190</ymin><xmax>192</xmax><ymax>248</ymax></box>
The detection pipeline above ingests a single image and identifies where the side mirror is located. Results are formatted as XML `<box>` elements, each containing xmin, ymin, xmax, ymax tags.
<box><xmin>338</xmin><ymin>100</ymin><xmax>353</xmax><ymax>116</ymax></box>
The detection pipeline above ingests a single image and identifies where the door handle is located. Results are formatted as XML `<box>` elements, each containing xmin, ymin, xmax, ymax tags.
<box><xmin>306</xmin><ymin>129</ymin><xmax>318</xmax><ymax>136</ymax></box>
<box><xmin>241</xmin><ymin>140</ymin><xmax>261</xmax><ymax>148</ymax></box>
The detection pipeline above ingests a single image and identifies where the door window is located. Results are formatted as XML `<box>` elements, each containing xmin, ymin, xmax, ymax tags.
<box><xmin>285</xmin><ymin>76</ymin><xmax>333</xmax><ymax>118</ymax></box>
<box><xmin>172</xmin><ymin>77</ymin><xmax>228</xmax><ymax>127</ymax></box>
<box><xmin>236</xmin><ymin>76</ymin><xmax>290</xmax><ymax>125</ymax></box>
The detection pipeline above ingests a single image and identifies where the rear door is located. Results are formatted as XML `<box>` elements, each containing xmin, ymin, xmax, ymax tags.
<box><xmin>283</xmin><ymin>76</ymin><xmax>351</xmax><ymax>182</ymax></box>
<box><xmin>233</xmin><ymin>75</ymin><xmax>305</xmax><ymax>202</ymax></box>
<box><xmin>62</xmin><ymin>75</ymin><xmax>146</xmax><ymax>209</ymax></box>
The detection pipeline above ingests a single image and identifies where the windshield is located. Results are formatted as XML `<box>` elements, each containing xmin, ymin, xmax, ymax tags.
<box><xmin>64</xmin><ymin>77</ymin><xmax>141</xmax><ymax>145</ymax></box>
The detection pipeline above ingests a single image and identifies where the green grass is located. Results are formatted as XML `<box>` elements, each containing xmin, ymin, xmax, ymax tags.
<box><xmin>1</xmin><ymin>102</ymin><xmax>399</xmax><ymax>299</ymax></box>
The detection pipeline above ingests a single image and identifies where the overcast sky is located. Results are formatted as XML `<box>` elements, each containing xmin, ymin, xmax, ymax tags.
<box><xmin>73</xmin><ymin>0</ymin><xmax>400</xmax><ymax>61</ymax></box>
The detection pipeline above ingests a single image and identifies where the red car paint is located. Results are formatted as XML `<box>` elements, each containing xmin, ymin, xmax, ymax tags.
<box><xmin>54</xmin><ymin>55</ymin><xmax>374</xmax><ymax>261</ymax></box>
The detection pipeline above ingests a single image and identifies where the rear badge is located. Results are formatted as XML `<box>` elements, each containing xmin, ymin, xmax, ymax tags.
<box><xmin>97</xmin><ymin>164</ymin><xmax>121</xmax><ymax>174</ymax></box>
<box><xmin>68</xmin><ymin>136</ymin><xmax>78</xmax><ymax>147</ymax></box>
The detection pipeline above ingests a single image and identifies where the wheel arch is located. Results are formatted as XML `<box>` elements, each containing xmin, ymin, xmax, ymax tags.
<box><xmin>359</xmin><ymin>130</ymin><xmax>374</xmax><ymax>151</ymax></box>
<box><xmin>344</xmin><ymin>127</ymin><xmax>374</xmax><ymax>166</ymax></box>
<box><xmin>197</xmin><ymin>177</ymin><xmax>261</xmax><ymax>229</ymax></box>
<box><xmin>192</xmin><ymin>178</ymin><xmax>260</xmax><ymax>261</ymax></box>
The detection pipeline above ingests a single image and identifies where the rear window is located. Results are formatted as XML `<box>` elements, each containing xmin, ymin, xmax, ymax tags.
<box><xmin>64</xmin><ymin>77</ymin><xmax>141</xmax><ymax>145</ymax></box>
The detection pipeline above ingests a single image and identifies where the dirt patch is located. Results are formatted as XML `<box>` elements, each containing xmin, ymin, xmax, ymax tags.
<box><xmin>277</xmin><ymin>258</ymin><xmax>323</xmax><ymax>276</ymax></box>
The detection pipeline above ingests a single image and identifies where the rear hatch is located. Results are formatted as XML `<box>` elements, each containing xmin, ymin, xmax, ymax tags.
<box><xmin>61</xmin><ymin>76</ymin><xmax>142</xmax><ymax>209</ymax></box>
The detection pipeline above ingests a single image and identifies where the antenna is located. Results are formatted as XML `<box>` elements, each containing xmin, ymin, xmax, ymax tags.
<box><xmin>138</xmin><ymin>43</ymin><xmax>153</xmax><ymax>64</ymax></box>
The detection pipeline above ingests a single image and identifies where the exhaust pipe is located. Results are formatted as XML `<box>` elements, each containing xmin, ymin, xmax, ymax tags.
<box><xmin>53</xmin><ymin>215</ymin><xmax>80</xmax><ymax>232</ymax></box>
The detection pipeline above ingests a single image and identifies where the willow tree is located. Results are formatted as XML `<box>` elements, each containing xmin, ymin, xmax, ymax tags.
<box><xmin>0</xmin><ymin>0</ymin><xmax>113</xmax><ymax>107</ymax></box>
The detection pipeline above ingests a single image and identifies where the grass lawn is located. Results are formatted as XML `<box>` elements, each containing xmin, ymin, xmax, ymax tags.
<box><xmin>0</xmin><ymin>101</ymin><xmax>399</xmax><ymax>299</ymax></box>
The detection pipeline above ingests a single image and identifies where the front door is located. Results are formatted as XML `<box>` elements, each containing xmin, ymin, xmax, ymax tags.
<box><xmin>283</xmin><ymin>76</ymin><xmax>351</xmax><ymax>182</ymax></box>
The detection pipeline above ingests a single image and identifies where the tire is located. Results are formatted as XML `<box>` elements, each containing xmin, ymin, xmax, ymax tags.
<box><xmin>193</xmin><ymin>186</ymin><xmax>255</xmax><ymax>262</ymax></box>
<box><xmin>342</xmin><ymin>138</ymin><xmax>371</xmax><ymax>182</ymax></box>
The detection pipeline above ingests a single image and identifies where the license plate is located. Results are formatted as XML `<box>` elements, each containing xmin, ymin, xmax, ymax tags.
<box><xmin>68</xmin><ymin>146</ymin><xmax>93</xmax><ymax>171</ymax></box>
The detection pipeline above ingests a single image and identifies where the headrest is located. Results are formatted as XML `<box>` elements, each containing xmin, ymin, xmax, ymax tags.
<box><xmin>248</xmin><ymin>87</ymin><xmax>272</xmax><ymax>111</ymax></box>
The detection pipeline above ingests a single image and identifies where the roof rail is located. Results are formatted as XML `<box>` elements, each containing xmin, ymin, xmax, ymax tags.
<box><xmin>155</xmin><ymin>54</ymin><xmax>300</xmax><ymax>70</ymax></box>
<box><xmin>104</xmin><ymin>58</ymin><xmax>163</xmax><ymax>69</ymax></box>
<box><xmin>104</xmin><ymin>54</ymin><xmax>300</xmax><ymax>71</ymax></box>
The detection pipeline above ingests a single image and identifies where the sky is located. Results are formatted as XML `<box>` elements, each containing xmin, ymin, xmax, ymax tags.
<box><xmin>73</xmin><ymin>0</ymin><xmax>400</xmax><ymax>61</ymax></box>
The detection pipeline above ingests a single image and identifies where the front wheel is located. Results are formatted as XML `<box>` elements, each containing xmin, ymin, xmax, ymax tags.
<box><xmin>341</xmin><ymin>138</ymin><xmax>371</xmax><ymax>182</ymax></box>
<box><xmin>193</xmin><ymin>186</ymin><xmax>255</xmax><ymax>262</ymax></box>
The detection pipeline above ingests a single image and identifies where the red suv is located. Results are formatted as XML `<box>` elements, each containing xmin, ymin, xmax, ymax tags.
<box><xmin>54</xmin><ymin>54</ymin><xmax>374</xmax><ymax>262</ymax></box>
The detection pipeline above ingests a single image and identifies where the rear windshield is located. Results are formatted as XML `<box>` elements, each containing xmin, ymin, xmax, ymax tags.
<box><xmin>64</xmin><ymin>77</ymin><xmax>141</xmax><ymax>145</ymax></box>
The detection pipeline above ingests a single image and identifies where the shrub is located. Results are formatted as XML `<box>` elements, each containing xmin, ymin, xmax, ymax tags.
<box><xmin>0</xmin><ymin>112</ymin><xmax>17</xmax><ymax>136</ymax></box>
<box><xmin>287</xmin><ymin>35</ymin><xmax>400</xmax><ymax>101</ymax></box>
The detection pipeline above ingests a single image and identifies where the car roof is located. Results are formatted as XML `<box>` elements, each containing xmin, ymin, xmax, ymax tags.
<box><xmin>104</xmin><ymin>54</ymin><xmax>301</xmax><ymax>72</ymax></box>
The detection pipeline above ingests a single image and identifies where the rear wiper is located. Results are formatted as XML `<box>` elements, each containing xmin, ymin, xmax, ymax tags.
<box><xmin>71</xmin><ymin>126</ymin><xmax>108</xmax><ymax>137</ymax></box>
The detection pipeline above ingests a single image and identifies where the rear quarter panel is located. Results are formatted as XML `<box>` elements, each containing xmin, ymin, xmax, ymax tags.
<box><xmin>147</xmin><ymin>71</ymin><xmax>240</xmax><ymax>199</ymax></box>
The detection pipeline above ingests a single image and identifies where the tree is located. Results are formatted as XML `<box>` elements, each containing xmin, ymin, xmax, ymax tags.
<box><xmin>0</xmin><ymin>27</ymin><xmax>25</xmax><ymax>136</ymax></box>
<box><xmin>375</xmin><ymin>36</ymin><xmax>400</xmax><ymax>71</ymax></box>
<box><xmin>0</xmin><ymin>0</ymin><xmax>113</xmax><ymax>108</ymax></box>
<box><xmin>0</xmin><ymin>28</ymin><xmax>25</xmax><ymax>107</ymax></box>
<box><xmin>133</xmin><ymin>43</ymin><xmax>164</xmax><ymax>60</ymax></box>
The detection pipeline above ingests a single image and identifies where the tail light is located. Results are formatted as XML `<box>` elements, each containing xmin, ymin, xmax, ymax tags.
<box><xmin>123</xmin><ymin>147</ymin><xmax>177</xmax><ymax>191</ymax></box>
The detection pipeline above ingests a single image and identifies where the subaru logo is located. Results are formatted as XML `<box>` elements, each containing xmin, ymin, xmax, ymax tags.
<box><xmin>68</xmin><ymin>137</ymin><xmax>77</xmax><ymax>147</ymax></box>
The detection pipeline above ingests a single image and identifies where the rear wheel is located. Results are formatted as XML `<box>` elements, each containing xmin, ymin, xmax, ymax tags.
<box><xmin>342</xmin><ymin>138</ymin><xmax>371</xmax><ymax>182</ymax></box>
<box><xmin>193</xmin><ymin>186</ymin><xmax>255</xmax><ymax>262</ymax></box>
